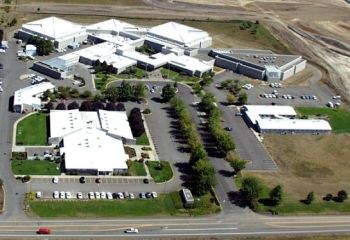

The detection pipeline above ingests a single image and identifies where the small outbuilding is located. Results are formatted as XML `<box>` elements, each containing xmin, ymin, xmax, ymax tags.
<box><xmin>181</xmin><ymin>188</ymin><xmax>194</xmax><ymax>207</ymax></box>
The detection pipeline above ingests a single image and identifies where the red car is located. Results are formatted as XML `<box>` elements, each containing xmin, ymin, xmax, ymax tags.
<box><xmin>37</xmin><ymin>227</ymin><xmax>51</xmax><ymax>234</ymax></box>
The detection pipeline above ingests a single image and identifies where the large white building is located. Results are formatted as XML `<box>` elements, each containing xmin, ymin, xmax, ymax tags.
<box><xmin>242</xmin><ymin>105</ymin><xmax>332</xmax><ymax>134</ymax></box>
<box><xmin>18</xmin><ymin>17</ymin><xmax>88</xmax><ymax>49</ymax></box>
<box><xmin>49</xmin><ymin>109</ymin><xmax>134</xmax><ymax>175</ymax></box>
<box><xmin>13</xmin><ymin>82</ymin><xmax>55</xmax><ymax>113</ymax></box>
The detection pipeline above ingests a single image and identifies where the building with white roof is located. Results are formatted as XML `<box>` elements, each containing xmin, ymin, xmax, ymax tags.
<box><xmin>168</xmin><ymin>55</ymin><xmax>214</xmax><ymax>77</ymax></box>
<box><xmin>18</xmin><ymin>17</ymin><xmax>88</xmax><ymax>49</ymax></box>
<box><xmin>49</xmin><ymin>109</ymin><xmax>134</xmax><ymax>175</ymax></box>
<box><xmin>242</xmin><ymin>105</ymin><xmax>331</xmax><ymax>134</ymax></box>
<box><xmin>147</xmin><ymin>22</ymin><xmax>212</xmax><ymax>49</ymax></box>
<box><xmin>13</xmin><ymin>82</ymin><xmax>55</xmax><ymax>113</ymax></box>
<box><xmin>122</xmin><ymin>51</ymin><xmax>176</xmax><ymax>70</ymax></box>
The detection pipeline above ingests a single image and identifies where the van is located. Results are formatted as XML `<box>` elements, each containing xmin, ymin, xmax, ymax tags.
<box><xmin>37</xmin><ymin>227</ymin><xmax>51</xmax><ymax>234</ymax></box>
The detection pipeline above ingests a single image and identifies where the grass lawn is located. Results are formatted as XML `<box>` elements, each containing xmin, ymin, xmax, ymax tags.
<box><xmin>147</xmin><ymin>161</ymin><xmax>173</xmax><ymax>183</ymax></box>
<box><xmin>16</xmin><ymin>113</ymin><xmax>48</xmax><ymax>146</ymax></box>
<box><xmin>29</xmin><ymin>191</ymin><xmax>220</xmax><ymax>218</ymax></box>
<box><xmin>160</xmin><ymin>68</ymin><xmax>199</xmax><ymax>82</ymax></box>
<box><xmin>12</xmin><ymin>160</ymin><xmax>60</xmax><ymax>175</ymax></box>
<box><xmin>135</xmin><ymin>133</ymin><xmax>150</xmax><ymax>145</ymax></box>
<box><xmin>240</xmin><ymin>133</ymin><xmax>350</xmax><ymax>215</ymax></box>
<box><xmin>94</xmin><ymin>72</ymin><xmax>111</xmax><ymax>90</ymax></box>
<box><xmin>127</xmin><ymin>161</ymin><xmax>147</xmax><ymax>176</ymax></box>
<box><xmin>297</xmin><ymin>107</ymin><xmax>350</xmax><ymax>133</ymax></box>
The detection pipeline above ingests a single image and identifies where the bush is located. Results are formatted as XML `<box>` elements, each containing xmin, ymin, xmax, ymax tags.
<box><xmin>141</xmin><ymin>147</ymin><xmax>152</xmax><ymax>151</ymax></box>
<box><xmin>337</xmin><ymin>190</ymin><xmax>348</xmax><ymax>202</ymax></box>
<box><xmin>323</xmin><ymin>193</ymin><xmax>333</xmax><ymax>201</ymax></box>
<box><xmin>124</xmin><ymin>146</ymin><xmax>136</xmax><ymax>158</ymax></box>
<box><xmin>141</xmin><ymin>152</ymin><xmax>150</xmax><ymax>159</ymax></box>
<box><xmin>67</xmin><ymin>101</ymin><xmax>79</xmax><ymax>110</ymax></box>
<box><xmin>12</xmin><ymin>152</ymin><xmax>27</xmax><ymax>160</ymax></box>
<box><xmin>143</xmin><ymin>108</ymin><xmax>151</xmax><ymax>114</ymax></box>
<box><xmin>22</xmin><ymin>175</ymin><xmax>31</xmax><ymax>183</ymax></box>
<box><xmin>304</xmin><ymin>192</ymin><xmax>314</xmax><ymax>205</ymax></box>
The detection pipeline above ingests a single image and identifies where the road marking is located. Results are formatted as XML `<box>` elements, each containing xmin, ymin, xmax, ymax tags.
<box><xmin>163</xmin><ymin>227</ymin><xmax>238</xmax><ymax>231</ymax></box>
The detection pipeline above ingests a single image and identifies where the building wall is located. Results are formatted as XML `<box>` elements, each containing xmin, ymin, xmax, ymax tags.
<box><xmin>237</xmin><ymin>64</ymin><xmax>265</xmax><ymax>79</ymax></box>
<box><xmin>55</xmin><ymin>34</ymin><xmax>88</xmax><ymax>49</ymax></box>
<box><xmin>215</xmin><ymin>56</ymin><xmax>239</xmax><ymax>71</ymax></box>
<box><xmin>294</xmin><ymin>60</ymin><xmax>307</xmax><ymax>74</ymax></box>
<box><xmin>32</xmin><ymin>62</ymin><xmax>64</xmax><ymax>79</ymax></box>
<box><xmin>281</xmin><ymin>66</ymin><xmax>295</xmax><ymax>80</ymax></box>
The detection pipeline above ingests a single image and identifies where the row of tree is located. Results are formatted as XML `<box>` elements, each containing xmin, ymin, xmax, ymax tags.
<box><xmin>200</xmin><ymin>93</ymin><xmax>235</xmax><ymax>155</ymax></box>
<box><xmin>170</xmin><ymin>97</ymin><xmax>216</xmax><ymax>196</ymax></box>
<box><xmin>44</xmin><ymin>101</ymin><xmax>126</xmax><ymax>112</ymax></box>
<box><xmin>221</xmin><ymin>79</ymin><xmax>247</xmax><ymax>105</ymax></box>
<box><xmin>128</xmin><ymin>108</ymin><xmax>145</xmax><ymax>137</ymax></box>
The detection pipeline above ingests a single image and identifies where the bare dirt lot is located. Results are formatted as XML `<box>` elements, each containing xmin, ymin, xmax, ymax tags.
<box><xmin>245</xmin><ymin>134</ymin><xmax>350</xmax><ymax>200</ymax></box>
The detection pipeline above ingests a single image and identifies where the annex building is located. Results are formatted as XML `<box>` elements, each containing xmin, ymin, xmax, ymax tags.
<box><xmin>242</xmin><ymin>105</ymin><xmax>331</xmax><ymax>134</ymax></box>
<box><xmin>210</xmin><ymin>49</ymin><xmax>306</xmax><ymax>81</ymax></box>
<box><xmin>49</xmin><ymin>109</ymin><xmax>134</xmax><ymax>175</ymax></box>
<box><xmin>13</xmin><ymin>82</ymin><xmax>55</xmax><ymax>113</ymax></box>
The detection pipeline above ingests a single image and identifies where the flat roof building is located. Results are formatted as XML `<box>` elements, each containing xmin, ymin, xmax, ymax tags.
<box><xmin>242</xmin><ymin>105</ymin><xmax>331</xmax><ymax>134</ymax></box>
<box><xmin>210</xmin><ymin>49</ymin><xmax>307</xmax><ymax>81</ymax></box>
<box><xmin>49</xmin><ymin>109</ymin><xmax>134</xmax><ymax>175</ymax></box>
<box><xmin>13</xmin><ymin>82</ymin><xmax>55</xmax><ymax>113</ymax></box>
<box><xmin>18</xmin><ymin>17</ymin><xmax>88</xmax><ymax>49</ymax></box>
<box><xmin>168</xmin><ymin>55</ymin><xmax>213</xmax><ymax>77</ymax></box>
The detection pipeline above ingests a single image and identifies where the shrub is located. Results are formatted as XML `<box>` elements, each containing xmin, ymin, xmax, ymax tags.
<box><xmin>12</xmin><ymin>152</ymin><xmax>27</xmax><ymax>160</ymax></box>
<box><xmin>323</xmin><ymin>194</ymin><xmax>333</xmax><ymax>201</ymax></box>
<box><xmin>67</xmin><ymin>101</ymin><xmax>79</xmax><ymax>110</ymax></box>
<box><xmin>141</xmin><ymin>152</ymin><xmax>150</xmax><ymax>159</ymax></box>
<box><xmin>337</xmin><ymin>190</ymin><xmax>348</xmax><ymax>202</ymax></box>
<box><xmin>141</xmin><ymin>147</ymin><xmax>152</xmax><ymax>151</ymax></box>
<box><xmin>22</xmin><ymin>175</ymin><xmax>31</xmax><ymax>183</ymax></box>
<box><xmin>304</xmin><ymin>192</ymin><xmax>314</xmax><ymax>205</ymax></box>
<box><xmin>124</xmin><ymin>146</ymin><xmax>136</xmax><ymax>158</ymax></box>
<box><xmin>143</xmin><ymin>108</ymin><xmax>151</xmax><ymax>114</ymax></box>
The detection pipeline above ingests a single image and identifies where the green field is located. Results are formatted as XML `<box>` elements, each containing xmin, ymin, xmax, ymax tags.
<box><xmin>136</xmin><ymin>133</ymin><xmax>150</xmax><ymax>145</ymax></box>
<box><xmin>127</xmin><ymin>161</ymin><xmax>147</xmax><ymax>176</ymax></box>
<box><xmin>160</xmin><ymin>68</ymin><xmax>199</xmax><ymax>82</ymax></box>
<box><xmin>12</xmin><ymin>160</ymin><xmax>60</xmax><ymax>175</ymax></box>
<box><xmin>29</xmin><ymin>192</ymin><xmax>220</xmax><ymax>217</ymax></box>
<box><xmin>16</xmin><ymin>113</ymin><xmax>48</xmax><ymax>146</ymax></box>
<box><xmin>147</xmin><ymin>161</ymin><xmax>173</xmax><ymax>183</ymax></box>
<box><xmin>297</xmin><ymin>107</ymin><xmax>350</xmax><ymax>133</ymax></box>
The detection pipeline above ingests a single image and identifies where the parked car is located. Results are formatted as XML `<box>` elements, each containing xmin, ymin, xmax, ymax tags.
<box><xmin>100</xmin><ymin>192</ymin><xmax>106</xmax><ymax>199</ymax></box>
<box><xmin>53</xmin><ymin>191</ymin><xmax>59</xmax><ymax>199</ymax></box>
<box><xmin>129</xmin><ymin>193</ymin><xmax>135</xmax><ymax>199</ymax></box>
<box><xmin>36</xmin><ymin>191</ymin><xmax>42</xmax><ymax>199</ymax></box>
<box><xmin>123</xmin><ymin>192</ymin><xmax>129</xmax><ymax>199</ymax></box>
<box><xmin>106</xmin><ymin>192</ymin><xmax>113</xmax><ymax>200</ymax></box>
<box><xmin>77</xmin><ymin>192</ymin><xmax>83</xmax><ymax>199</ymax></box>
<box><xmin>79</xmin><ymin>176</ymin><xmax>86</xmax><ymax>184</ymax></box>
<box><xmin>66</xmin><ymin>192</ymin><xmax>72</xmax><ymax>199</ymax></box>
<box><xmin>125</xmin><ymin>228</ymin><xmax>138</xmax><ymax>234</ymax></box>
<box><xmin>95</xmin><ymin>178</ymin><xmax>101</xmax><ymax>184</ymax></box>
<box><xmin>145</xmin><ymin>192</ymin><xmax>152</xmax><ymax>198</ymax></box>
<box><xmin>139</xmin><ymin>192</ymin><xmax>146</xmax><ymax>199</ymax></box>
<box><xmin>95</xmin><ymin>192</ymin><xmax>101</xmax><ymax>199</ymax></box>
<box><xmin>89</xmin><ymin>192</ymin><xmax>95</xmax><ymax>199</ymax></box>
<box><xmin>118</xmin><ymin>192</ymin><xmax>124</xmax><ymax>199</ymax></box>
<box><xmin>59</xmin><ymin>191</ymin><xmax>65</xmax><ymax>199</ymax></box>
<box><xmin>224</xmin><ymin>127</ymin><xmax>232</xmax><ymax>131</ymax></box>
<box><xmin>151</xmin><ymin>192</ymin><xmax>158</xmax><ymax>198</ymax></box>
<box><xmin>52</xmin><ymin>176</ymin><xmax>59</xmax><ymax>184</ymax></box>
<box><xmin>143</xmin><ymin>179</ymin><xmax>149</xmax><ymax>184</ymax></box>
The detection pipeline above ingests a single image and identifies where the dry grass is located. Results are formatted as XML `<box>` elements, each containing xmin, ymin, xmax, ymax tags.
<box><xmin>245</xmin><ymin>134</ymin><xmax>350</xmax><ymax>200</ymax></box>
<box><xmin>282</xmin><ymin>65</ymin><xmax>314</xmax><ymax>86</ymax></box>
<box><xmin>16</xmin><ymin>0</ymin><xmax>145</xmax><ymax>6</ymax></box>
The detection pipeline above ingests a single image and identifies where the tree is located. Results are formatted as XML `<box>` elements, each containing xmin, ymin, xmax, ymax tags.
<box><xmin>230</xmin><ymin>158</ymin><xmax>247</xmax><ymax>174</ymax></box>
<box><xmin>305</xmin><ymin>192</ymin><xmax>314</xmax><ymax>205</ymax></box>
<box><xmin>44</xmin><ymin>101</ymin><xmax>54</xmax><ymax>111</ymax></box>
<box><xmin>226</xmin><ymin>93</ymin><xmax>236</xmax><ymax>105</ymax></box>
<box><xmin>337</xmin><ymin>190</ymin><xmax>348</xmax><ymax>202</ymax></box>
<box><xmin>241</xmin><ymin>177</ymin><xmax>262</xmax><ymax>204</ymax></box>
<box><xmin>58</xmin><ymin>86</ymin><xmax>71</xmax><ymax>100</ymax></box>
<box><xmin>105</xmin><ymin>102</ymin><xmax>117</xmax><ymax>111</ymax></box>
<box><xmin>269</xmin><ymin>185</ymin><xmax>283</xmax><ymax>206</ymax></box>
<box><xmin>237</xmin><ymin>91</ymin><xmax>248</xmax><ymax>105</ymax></box>
<box><xmin>0</xmin><ymin>29</ymin><xmax>3</xmax><ymax>43</ymax></box>
<box><xmin>161</xmin><ymin>84</ymin><xmax>176</xmax><ymax>102</ymax></box>
<box><xmin>103</xmin><ymin>87</ymin><xmax>119</xmax><ymax>102</ymax></box>
<box><xmin>67</xmin><ymin>101</ymin><xmax>79</xmax><ymax>110</ymax></box>
<box><xmin>189</xmin><ymin>145</ymin><xmax>208</xmax><ymax>166</ymax></box>
<box><xmin>192</xmin><ymin>159</ymin><xmax>216</xmax><ymax>196</ymax></box>
<box><xmin>79</xmin><ymin>101</ymin><xmax>93</xmax><ymax>111</ymax></box>
<box><xmin>216</xmin><ymin>131</ymin><xmax>235</xmax><ymax>154</ymax></box>
<box><xmin>69</xmin><ymin>88</ymin><xmax>80</xmax><ymax>98</ymax></box>
<box><xmin>0</xmin><ymin>178</ymin><xmax>3</xmax><ymax>186</ymax></box>
<box><xmin>118</xmin><ymin>81</ymin><xmax>133</xmax><ymax>101</ymax></box>
<box><xmin>128</xmin><ymin>108</ymin><xmax>145</xmax><ymax>137</ymax></box>
<box><xmin>323</xmin><ymin>193</ymin><xmax>333</xmax><ymax>201</ymax></box>
<box><xmin>55</xmin><ymin>102</ymin><xmax>66</xmax><ymax>110</ymax></box>
<box><xmin>116</xmin><ymin>102</ymin><xmax>125</xmax><ymax>111</ymax></box>
<box><xmin>92</xmin><ymin>101</ymin><xmax>105</xmax><ymax>111</ymax></box>
<box><xmin>81</xmin><ymin>90</ymin><xmax>92</xmax><ymax>99</ymax></box>
<box><xmin>93</xmin><ymin>93</ymin><xmax>103</xmax><ymax>102</ymax></box>
<box><xmin>200</xmin><ymin>93</ymin><xmax>216</xmax><ymax>112</ymax></box>
<box><xmin>133</xmin><ymin>82</ymin><xmax>146</xmax><ymax>100</ymax></box>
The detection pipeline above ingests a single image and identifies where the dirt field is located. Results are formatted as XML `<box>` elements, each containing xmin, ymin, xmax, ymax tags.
<box><xmin>244</xmin><ymin>134</ymin><xmax>350</xmax><ymax>200</ymax></box>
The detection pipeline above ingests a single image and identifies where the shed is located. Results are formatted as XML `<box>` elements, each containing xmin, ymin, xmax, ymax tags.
<box><xmin>181</xmin><ymin>188</ymin><xmax>194</xmax><ymax>207</ymax></box>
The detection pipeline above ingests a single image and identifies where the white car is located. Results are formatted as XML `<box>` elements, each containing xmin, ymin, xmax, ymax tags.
<box><xmin>77</xmin><ymin>192</ymin><xmax>83</xmax><ymax>199</ymax></box>
<box><xmin>36</xmin><ymin>191</ymin><xmax>42</xmax><ymax>199</ymax></box>
<box><xmin>53</xmin><ymin>191</ymin><xmax>59</xmax><ymax>199</ymax></box>
<box><xmin>125</xmin><ymin>228</ymin><xmax>139</xmax><ymax>234</ymax></box>
<box><xmin>106</xmin><ymin>192</ymin><xmax>113</xmax><ymax>200</ymax></box>
<box><xmin>89</xmin><ymin>192</ymin><xmax>95</xmax><ymax>199</ymax></box>
<box><xmin>53</xmin><ymin>176</ymin><xmax>59</xmax><ymax>184</ymax></box>
<box><xmin>100</xmin><ymin>192</ymin><xmax>106</xmax><ymax>199</ymax></box>
<box><xmin>66</xmin><ymin>192</ymin><xmax>72</xmax><ymax>199</ymax></box>
<box><xmin>151</xmin><ymin>192</ymin><xmax>158</xmax><ymax>198</ymax></box>
<box><xmin>129</xmin><ymin>193</ymin><xmax>135</xmax><ymax>199</ymax></box>
<box><xmin>95</xmin><ymin>192</ymin><xmax>101</xmax><ymax>199</ymax></box>
<box><xmin>59</xmin><ymin>191</ymin><xmax>65</xmax><ymax>199</ymax></box>
<box><xmin>118</xmin><ymin>192</ymin><xmax>124</xmax><ymax>199</ymax></box>
<box><xmin>0</xmin><ymin>86</ymin><xmax>3</xmax><ymax>92</ymax></box>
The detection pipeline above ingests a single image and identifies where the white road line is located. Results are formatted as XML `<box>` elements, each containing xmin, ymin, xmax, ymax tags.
<box><xmin>163</xmin><ymin>227</ymin><xmax>238</xmax><ymax>231</ymax></box>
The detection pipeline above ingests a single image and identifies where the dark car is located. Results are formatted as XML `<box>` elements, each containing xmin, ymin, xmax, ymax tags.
<box><xmin>143</xmin><ymin>178</ymin><xmax>149</xmax><ymax>184</ymax></box>
<box><xmin>0</xmin><ymin>64</ymin><xmax>3</xmax><ymax>69</ymax></box>
<box><xmin>95</xmin><ymin>178</ymin><xmax>101</xmax><ymax>184</ymax></box>
<box><xmin>145</xmin><ymin>192</ymin><xmax>152</xmax><ymax>198</ymax></box>
<box><xmin>79</xmin><ymin>176</ymin><xmax>86</xmax><ymax>184</ymax></box>
<box><xmin>224</xmin><ymin>127</ymin><xmax>232</xmax><ymax>131</ymax></box>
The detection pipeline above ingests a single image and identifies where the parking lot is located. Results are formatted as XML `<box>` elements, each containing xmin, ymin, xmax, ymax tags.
<box><xmin>247</xmin><ymin>84</ymin><xmax>336</xmax><ymax>107</ymax></box>
<box><xmin>30</xmin><ymin>176</ymin><xmax>150</xmax><ymax>185</ymax></box>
